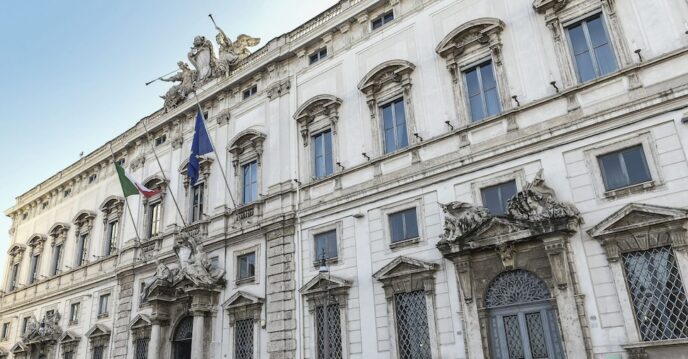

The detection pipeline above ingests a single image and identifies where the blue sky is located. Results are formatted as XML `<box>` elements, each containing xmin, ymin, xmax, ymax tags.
<box><xmin>0</xmin><ymin>0</ymin><xmax>335</xmax><ymax>274</ymax></box>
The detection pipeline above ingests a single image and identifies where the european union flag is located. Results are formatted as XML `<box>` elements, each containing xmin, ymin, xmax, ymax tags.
<box><xmin>188</xmin><ymin>111</ymin><xmax>214</xmax><ymax>186</ymax></box>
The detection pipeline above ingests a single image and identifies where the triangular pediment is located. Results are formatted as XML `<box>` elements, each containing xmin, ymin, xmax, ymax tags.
<box><xmin>588</xmin><ymin>203</ymin><xmax>688</xmax><ymax>238</ymax></box>
<box><xmin>222</xmin><ymin>291</ymin><xmax>264</xmax><ymax>310</ymax></box>
<box><xmin>59</xmin><ymin>331</ymin><xmax>80</xmax><ymax>343</ymax></box>
<box><xmin>300</xmin><ymin>273</ymin><xmax>351</xmax><ymax>295</ymax></box>
<box><xmin>471</xmin><ymin>217</ymin><xmax>530</xmax><ymax>240</ymax></box>
<box><xmin>85</xmin><ymin>324</ymin><xmax>111</xmax><ymax>338</ymax></box>
<box><xmin>129</xmin><ymin>314</ymin><xmax>151</xmax><ymax>330</ymax></box>
<box><xmin>10</xmin><ymin>342</ymin><xmax>27</xmax><ymax>354</ymax></box>
<box><xmin>373</xmin><ymin>256</ymin><xmax>438</xmax><ymax>282</ymax></box>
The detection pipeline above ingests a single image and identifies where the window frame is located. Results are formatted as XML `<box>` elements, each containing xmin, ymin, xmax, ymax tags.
<box><xmin>1</xmin><ymin>322</ymin><xmax>9</xmax><ymax>341</ymax></box>
<box><xmin>241</xmin><ymin>160</ymin><xmax>259</xmax><ymax>204</ymax></box>
<box><xmin>379</xmin><ymin>97</ymin><xmax>409</xmax><ymax>154</ymax></box>
<box><xmin>8</xmin><ymin>263</ymin><xmax>19</xmax><ymax>292</ymax></box>
<box><xmin>480</xmin><ymin>180</ymin><xmax>518</xmax><ymax>216</ymax></box>
<box><xmin>69</xmin><ymin>302</ymin><xmax>80</xmax><ymax>325</ymax></box>
<box><xmin>463</xmin><ymin>60</ymin><xmax>502</xmax><ymax>122</ymax></box>
<box><xmin>388</xmin><ymin>207</ymin><xmax>420</xmax><ymax>245</ymax></box>
<box><xmin>242</xmin><ymin>84</ymin><xmax>258</xmax><ymax>100</ymax></box>
<box><xmin>371</xmin><ymin>10</ymin><xmax>394</xmax><ymax>31</ymax></box>
<box><xmin>103</xmin><ymin>220</ymin><xmax>119</xmax><ymax>257</ymax></box>
<box><xmin>309</xmin><ymin>47</ymin><xmax>328</xmax><ymax>65</ymax></box>
<box><xmin>98</xmin><ymin>293</ymin><xmax>110</xmax><ymax>318</ymax></box>
<box><xmin>380</xmin><ymin>198</ymin><xmax>425</xmax><ymax>249</ymax></box>
<box><xmin>234</xmin><ymin>244</ymin><xmax>261</xmax><ymax>287</ymax></box>
<box><xmin>75</xmin><ymin>233</ymin><xmax>89</xmax><ymax>267</ymax></box>
<box><xmin>28</xmin><ymin>254</ymin><xmax>40</xmax><ymax>285</ymax></box>
<box><xmin>597</xmin><ymin>145</ymin><xmax>652</xmax><ymax>192</ymax></box>
<box><xmin>309</xmin><ymin>221</ymin><xmax>343</xmax><ymax>268</ymax></box>
<box><xmin>564</xmin><ymin>13</ymin><xmax>618</xmax><ymax>83</ymax></box>
<box><xmin>311</xmin><ymin>128</ymin><xmax>335</xmax><ymax>179</ymax></box>
<box><xmin>190</xmin><ymin>181</ymin><xmax>206</xmax><ymax>223</ymax></box>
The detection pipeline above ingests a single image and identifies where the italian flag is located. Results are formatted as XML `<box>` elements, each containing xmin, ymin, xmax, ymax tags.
<box><xmin>115</xmin><ymin>163</ymin><xmax>160</xmax><ymax>198</ymax></box>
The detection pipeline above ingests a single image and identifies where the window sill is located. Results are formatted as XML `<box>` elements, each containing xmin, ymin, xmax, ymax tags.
<box><xmin>389</xmin><ymin>237</ymin><xmax>421</xmax><ymax>250</ymax></box>
<box><xmin>622</xmin><ymin>338</ymin><xmax>688</xmax><ymax>350</ymax></box>
<box><xmin>235</xmin><ymin>277</ymin><xmax>256</xmax><ymax>286</ymax></box>
<box><xmin>97</xmin><ymin>313</ymin><xmax>109</xmax><ymax>319</ymax></box>
<box><xmin>69</xmin><ymin>320</ymin><xmax>78</xmax><ymax>326</ymax></box>
<box><xmin>312</xmin><ymin>257</ymin><xmax>338</xmax><ymax>268</ymax></box>
<box><xmin>604</xmin><ymin>180</ymin><xmax>656</xmax><ymax>199</ymax></box>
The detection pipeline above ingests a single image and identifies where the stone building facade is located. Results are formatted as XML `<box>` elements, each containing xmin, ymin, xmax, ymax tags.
<box><xmin>2</xmin><ymin>0</ymin><xmax>688</xmax><ymax>358</ymax></box>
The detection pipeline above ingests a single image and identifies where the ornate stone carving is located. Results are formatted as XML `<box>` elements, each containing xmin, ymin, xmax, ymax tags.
<box><xmin>507</xmin><ymin>170</ymin><xmax>579</xmax><ymax>222</ymax></box>
<box><xmin>172</xmin><ymin>232</ymin><xmax>225</xmax><ymax>287</ymax></box>
<box><xmin>22</xmin><ymin>312</ymin><xmax>62</xmax><ymax>344</ymax></box>
<box><xmin>495</xmin><ymin>243</ymin><xmax>515</xmax><ymax>270</ymax></box>
<box><xmin>215</xmin><ymin>25</ymin><xmax>260</xmax><ymax>77</ymax></box>
<box><xmin>293</xmin><ymin>95</ymin><xmax>343</xmax><ymax>146</ymax></box>
<box><xmin>188</xmin><ymin>36</ymin><xmax>218</xmax><ymax>84</ymax></box>
<box><xmin>439</xmin><ymin>202</ymin><xmax>490</xmax><ymax>241</ymax></box>
<box><xmin>266</xmin><ymin>78</ymin><xmax>291</xmax><ymax>100</ymax></box>
<box><xmin>160</xmin><ymin>62</ymin><xmax>195</xmax><ymax>112</ymax></box>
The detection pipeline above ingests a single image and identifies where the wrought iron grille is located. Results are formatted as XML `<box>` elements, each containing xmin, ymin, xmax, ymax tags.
<box><xmin>485</xmin><ymin>270</ymin><xmax>551</xmax><ymax>308</ymax></box>
<box><xmin>316</xmin><ymin>304</ymin><xmax>343</xmax><ymax>359</ymax></box>
<box><xmin>92</xmin><ymin>345</ymin><xmax>105</xmax><ymax>359</ymax></box>
<box><xmin>64</xmin><ymin>352</ymin><xmax>74</xmax><ymax>359</ymax></box>
<box><xmin>174</xmin><ymin>317</ymin><xmax>194</xmax><ymax>341</ymax></box>
<box><xmin>622</xmin><ymin>246</ymin><xmax>688</xmax><ymax>341</ymax></box>
<box><xmin>395</xmin><ymin>290</ymin><xmax>432</xmax><ymax>359</ymax></box>
<box><xmin>135</xmin><ymin>338</ymin><xmax>149</xmax><ymax>359</ymax></box>
<box><xmin>503</xmin><ymin>315</ymin><xmax>524</xmax><ymax>359</ymax></box>
<box><xmin>525</xmin><ymin>312</ymin><xmax>548</xmax><ymax>359</ymax></box>
<box><xmin>234</xmin><ymin>319</ymin><xmax>254</xmax><ymax>359</ymax></box>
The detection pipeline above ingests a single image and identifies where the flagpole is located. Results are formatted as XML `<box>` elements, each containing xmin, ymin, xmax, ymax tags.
<box><xmin>142</xmin><ymin>120</ymin><xmax>188</xmax><ymax>228</ymax></box>
<box><xmin>192</xmin><ymin>90</ymin><xmax>238</xmax><ymax>210</ymax></box>
<box><xmin>108</xmin><ymin>143</ymin><xmax>142</xmax><ymax>243</ymax></box>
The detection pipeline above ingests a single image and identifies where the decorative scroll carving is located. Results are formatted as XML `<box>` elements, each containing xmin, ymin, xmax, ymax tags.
<box><xmin>440</xmin><ymin>202</ymin><xmax>490</xmax><ymax>241</ymax></box>
<box><xmin>267</xmin><ymin>79</ymin><xmax>291</xmax><ymax>100</ymax></box>
<box><xmin>507</xmin><ymin>170</ymin><xmax>579</xmax><ymax>222</ymax></box>
<box><xmin>22</xmin><ymin>312</ymin><xmax>62</xmax><ymax>344</ymax></box>
<box><xmin>293</xmin><ymin>95</ymin><xmax>343</xmax><ymax>146</ymax></box>
<box><xmin>172</xmin><ymin>232</ymin><xmax>225</xmax><ymax>287</ymax></box>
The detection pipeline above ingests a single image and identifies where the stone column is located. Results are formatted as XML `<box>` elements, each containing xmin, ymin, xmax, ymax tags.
<box><xmin>148</xmin><ymin>320</ymin><xmax>162</xmax><ymax>359</ymax></box>
<box><xmin>191</xmin><ymin>310</ymin><xmax>205</xmax><ymax>358</ymax></box>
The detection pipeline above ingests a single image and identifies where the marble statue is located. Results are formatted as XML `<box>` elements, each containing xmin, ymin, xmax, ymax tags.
<box><xmin>188</xmin><ymin>36</ymin><xmax>218</xmax><ymax>84</ymax></box>
<box><xmin>160</xmin><ymin>61</ymin><xmax>195</xmax><ymax>111</ymax></box>
<box><xmin>173</xmin><ymin>232</ymin><xmax>225</xmax><ymax>287</ymax></box>
<box><xmin>215</xmin><ymin>25</ymin><xmax>260</xmax><ymax>76</ymax></box>
<box><xmin>440</xmin><ymin>202</ymin><xmax>490</xmax><ymax>241</ymax></box>
<box><xmin>507</xmin><ymin>170</ymin><xmax>579</xmax><ymax>222</ymax></box>
<box><xmin>22</xmin><ymin>312</ymin><xmax>61</xmax><ymax>343</ymax></box>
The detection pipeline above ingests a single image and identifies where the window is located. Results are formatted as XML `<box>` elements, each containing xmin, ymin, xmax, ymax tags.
<box><xmin>64</xmin><ymin>188</ymin><xmax>72</xmax><ymax>198</ymax></box>
<box><xmin>465</xmin><ymin>61</ymin><xmax>501</xmax><ymax>122</ymax></box>
<box><xmin>234</xmin><ymin>318</ymin><xmax>254</xmax><ymax>359</ymax></box>
<box><xmin>1</xmin><ymin>322</ymin><xmax>9</xmax><ymax>340</ymax></box>
<box><xmin>314</xmin><ymin>230</ymin><xmax>337</xmax><ymax>261</ymax></box>
<box><xmin>104</xmin><ymin>221</ymin><xmax>118</xmax><ymax>256</ymax></box>
<box><xmin>566</xmin><ymin>14</ymin><xmax>617</xmax><ymax>83</ymax></box>
<box><xmin>598</xmin><ymin>145</ymin><xmax>651</xmax><ymax>191</ymax></box>
<box><xmin>622</xmin><ymin>246</ymin><xmax>688</xmax><ymax>341</ymax></box>
<box><xmin>154</xmin><ymin>134</ymin><xmax>167</xmax><ymax>146</ymax></box>
<box><xmin>22</xmin><ymin>317</ymin><xmax>29</xmax><ymax>334</ymax></box>
<box><xmin>88</xmin><ymin>174</ymin><xmax>97</xmax><ymax>184</ymax></box>
<box><xmin>42</xmin><ymin>201</ymin><xmax>49</xmax><ymax>209</ymax></box>
<box><xmin>117</xmin><ymin>158</ymin><xmax>126</xmax><ymax>166</ymax></box>
<box><xmin>64</xmin><ymin>352</ymin><xmax>74</xmax><ymax>359</ymax></box>
<box><xmin>70</xmin><ymin>302</ymin><xmax>80</xmax><ymax>323</ymax></box>
<box><xmin>389</xmin><ymin>208</ymin><xmax>419</xmax><ymax>243</ymax></box>
<box><xmin>316</xmin><ymin>304</ymin><xmax>343</xmax><ymax>359</ymax></box>
<box><xmin>243</xmin><ymin>85</ymin><xmax>258</xmax><ymax>99</ymax></box>
<box><xmin>148</xmin><ymin>201</ymin><xmax>162</xmax><ymax>237</ymax></box>
<box><xmin>8</xmin><ymin>263</ymin><xmax>19</xmax><ymax>291</ymax></box>
<box><xmin>98</xmin><ymin>294</ymin><xmax>110</xmax><ymax>316</ymax></box>
<box><xmin>76</xmin><ymin>234</ymin><xmax>87</xmax><ymax>267</ymax></box>
<box><xmin>135</xmin><ymin>338</ymin><xmax>149</xmax><ymax>359</ymax></box>
<box><xmin>139</xmin><ymin>282</ymin><xmax>147</xmax><ymax>306</ymax></box>
<box><xmin>381</xmin><ymin>98</ymin><xmax>408</xmax><ymax>154</ymax></box>
<box><xmin>395</xmin><ymin>290</ymin><xmax>432</xmax><ymax>359</ymax></box>
<box><xmin>481</xmin><ymin>180</ymin><xmax>517</xmax><ymax>215</ymax></box>
<box><xmin>242</xmin><ymin>161</ymin><xmax>258</xmax><ymax>203</ymax></box>
<box><xmin>93</xmin><ymin>345</ymin><xmax>105</xmax><ymax>359</ymax></box>
<box><xmin>46</xmin><ymin>310</ymin><xmax>54</xmax><ymax>318</ymax></box>
<box><xmin>312</xmin><ymin>130</ymin><xmax>334</xmax><ymax>179</ymax></box>
<box><xmin>51</xmin><ymin>243</ymin><xmax>62</xmax><ymax>276</ymax></box>
<box><xmin>237</xmin><ymin>252</ymin><xmax>256</xmax><ymax>280</ymax></box>
<box><xmin>28</xmin><ymin>254</ymin><xmax>40</xmax><ymax>284</ymax></box>
<box><xmin>309</xmin><ymin>48</ymin><xmax>328</xmax><ymax>65</ymax></box>
<box><xmin>371</xmin><ymin>10</ymin><xmax>394</xmax><ymax>30</ymax></box>
<box><xmin>191</xmin><ymin>183</ymin><xmax>204</xmax><ymax>222</ymax></box>
<box><xmin>22</xmin><ymin>213</ymin><xmax>28</xmax><ymax>220</ymax></box>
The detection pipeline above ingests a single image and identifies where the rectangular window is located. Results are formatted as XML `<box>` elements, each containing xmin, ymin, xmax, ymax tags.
<box><xmin>8</xmin><ymin>263</ymin><xmax>19</xmax><ymax>291</ymax></box>
<box><xmin>1</xmin><ymin>322</ymin><xmax>9</xmax><ymax>340</ymax></box>
<box><xmin>42</xmin><ymin>201</ymin><xmax>49</xmax><ymax>209</ymax></box>
<box><xmin>465</xmin><ymin>60</ymin><xmax>501</xmax><ymax>122</ymax></box>
<box><xmin>395</xmin><ymin>291</ymin><xmax>432</xmax><ymax>359</ymax></box>
<box><xmin>381</xmin><ymin>98</ymin><xmax>408</xmax><ymax>154</ymax></box>
<box><xmin>316</xmin><ymin>304</ymin><xmax>343</xmax><ymax>359</ymax></box>
<box><xmin>371</xmin><ymin>10</ymin><xmax>394</xmax><ymax>30</ymax></box>
<box><xmin>104</xmin><ymin>221</ymin><xmax>118</xmax><ymax>256</ymax></box>
<box><xmin>76</xmin><ymin>234</ymin><xmax>87</xmax><ymax>267</ymax></box>
<box><xmin>93</xmin><ymin>345</ymin><xmax>105</xmax><ymax>359</ymax></box>
<box><xmin>598</xmin><ymin>145</ymin><xmax>651</xmax><ymax>191</ymax></box>
<box><xmin>312</xmin><ymin>130</ymin><xmax>334</xmax><ymax>179</ymax></box>
<box><xmin>64</xmin><ymin>352</ymin><xmax>74</xmax><ymax>359</ymax></box>
<box><xmin>243</xmin><ymin>85</ymin><xmax>258</xmax><ymax>99</ymax></box>
<box><xmin>148</xmin><ymin>201</ymin><xmax>162</xmax><ymax>237</ymax></box>
<box><xmin>314</xmin><ymin>230</ymin><xmax>338</xmax><ymax>261</ymax></box>
<box><xmin>622</xmin><ymin>246</ymin><xmax>688</xmax><ymax>341</ymax></box>
<box><xmin>389</xmin><ymin>208</ymin><xmax>419</xmax><ymax>243</ymax></box>
<box><xmin>191</xmin><ymin>184</ymin><xmax>205</xmax><ymax>222</ymax></box>
<box><xmin>234</xmin><ymin>318</ymin><xmax>254</xmax><ymax>359</ymax></box>
<box><xmin>28</xmin><ymin>254</ymin><xmax>40</xmax><ymax>284</ymax></box>
<box><xmin>88</xmin><ymin>174</ymin><xmax>97</xmax><ymax>184</ymax></box>
<box><xmin>481</xmin><ymin>180</ymin><xmax>517</xmax><ymax>216</ymax></box>
<box><xmin>135</xmin><ymin>338</ymin><xmax>149</xmax><ymax>359</ymax></box>
<box><xmin>242</xmin><ymin>161</ymin><xmax>258</xmax><ymax>203</ymax></box>
<box><xmin>70</xmin><ymin>302</ymin><xmax>80</xmax><ymax>323</ymax></box>
<box><xmin>566</xmin><ymin>14</ymin><xmax>617</xmax><ymax>83</ymax></box>
<box><xmin>51</xmin><ymin>244</ymin><xmax>62</xmax><ymax>276</ymax></box>
<box><xmin>46</xmin><ymin>310</ymin><xmax>54</xmax><ymax>318</ymax></box>
<box><xmin>155</xmin><ymin>134</ymin><xmax>167</xmax><ymax>146</ymax></box>
<box><xmin>309</xmin><ymin>48</ymin><xmax>328</xmax><ymax>65</ymax></box>
<box><xmin>98</xmin><ymin>294</ymin><xmax>110</xmax><ymax>316</ymax></box>
<box><xmin>64</xmin><ymin>188</ymin><xmax>72</xmax><ymax>198</ymax></box>
<box><xmin>139</xmin><ymin>281</ymin><xmax>147</xmax><ymax>305</ymax></box>
<box><xmin>22</xmin><ymin>317</ymin><xmax>29</xmax><ymax>334</ymax></box>
<box><xmin>237</xmin><ymin>252</ymin><xmax>256</xmax><ymax>280</ymax></box>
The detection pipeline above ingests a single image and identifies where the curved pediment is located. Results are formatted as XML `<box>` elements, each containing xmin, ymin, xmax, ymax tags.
<box><xmin>357</xmin><ymin>59</ymin><xmax>416</xmax><ymax>93</ymax></box>
<box><xmin>436</xmin><ymin>18</ymin><xmax>505</xmax><ymax>58</ymax></box>
<box><xmin>99</xmin><ymin>196</ymin><xmax>124</xmax><ymax>212</ymax></box>
<box><xmin>27</xmin><ymin>233</ymin><xmax>47</xmax><ymax>247</ymax></box>
<box><xmin>72</xmin><ymin>210</ymin><xmax>97</xmax><ymax>224</ymax></box>
<box><xmin>48</xmin><ymin>222</ymin><xmax>71</xmax><ymax>237</ymax></box>
<box><xmin>228</xmin><ymin>128</ymin><xmax>267</xmax><ymax>150</ymax></box>
<box><xmin>7</xmin><ymin>243</ymin><xmax>26</xmax><ymax>256</ymax></box>
<box><xmin>293</xmin><ymin>95</ymin><xmax>342</xmax><ymax>122</ymax></box>
<box><xmin>532</xmin><ymin>0</ymin><xmax>569</xmax><ymax>14</ymax></box>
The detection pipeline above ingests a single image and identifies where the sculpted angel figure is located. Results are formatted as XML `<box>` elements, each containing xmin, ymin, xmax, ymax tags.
<box><xmin>188</xmin><ymin>36</ymin><xmax>218</xmax><ymax>84</ymax></box>
<box><xmin>160</xmin><ymin>61</ymin><xmax>195</xmax><ymax>111</ymax></box>
<box><xmin>215</xmin><ymin>25</ymin><xmax>260</xmax><ymax>76</ymax></box>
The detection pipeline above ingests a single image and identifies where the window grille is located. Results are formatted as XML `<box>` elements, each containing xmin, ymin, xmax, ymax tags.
<box><xmin>135</xmin><ymin>338</ymin><xmax>149</xmax><ymax>359</ymax></box>
<box><xmin>316</xmin><ymin>304</ymin><xmax>342</xmax><ymax>359</ymax></box>
<box><xmin>92</xmin><ymin>345</ymin><xmax>105</xmax><ymax>359</ymax></box>
<box><xmin>503</xmin><ymin>314</ymin><xmax>524</xmax><ymax>359</ymax></box>
<box><xmin>525</xmin><ymin>312</ymin><xmax>548</xmax><ymax>358</ymax></box>
<box><xmin>64</xmin><ymin>352</ymin><xmax>74</xmax><ymax>359</ymax></box>
<box><xmin>395</xmin><ymin>290</ymin><xmax>432</xmax><ymax>359</ymax></box>
<box><xmin>485</xmin><ymin>270</ymin><xmax>551</xmax><ymax>308</ymax></box>
<box><xmin>174</xmin><ymin>317</ymin><xmax>194</xmax><ymax>341</ymax></box>
<box><xmin>234</xmin><ymin>319</ymin><xmax>254</xmax><ymax>359</ymax></box>
<box><xmin>622</xmin><ymin>246</ymin><xmax>688</xmax><ymax>341</ymax></box>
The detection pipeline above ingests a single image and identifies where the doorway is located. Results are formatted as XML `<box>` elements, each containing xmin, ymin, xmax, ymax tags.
<box><xmin>172</xmin><ymin>316</ymin><xmax>193</xmax><ymax>359</ymax></box>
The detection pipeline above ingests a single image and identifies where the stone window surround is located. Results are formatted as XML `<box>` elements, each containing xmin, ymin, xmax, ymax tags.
<box><xmin>0</xmin><ymin>322</ymin><xmax>10</xmax><ymax>342</ymax></box>
<box><xmin>5</xmin><ymin>244</ymin><xmax>25</xmax><ymax>292</ymax></box>
<box><xmin>96</xmin><ymin>288</ymin><xmax>114</xmax><ymax>319</ymax></box>
<box><xmin>435</xmin><ymin>18</ymin><xmax>513</xmax><ymax>127</ymax></box>
<box><xmin>307</xmin><ymin>221</ymin><xmax>343</xmax><ymax>267</ymax></box>
<box><xmin>141</xmin><ymin>176</ymin><xmax>167</xmax><ymax>240</ymax></box>
<box><xmin>357</xmin><ymin>59</ymin><xmax>418</xmax><ymax>158</ymax></box>
<box><xmin>223</xmin><ymin>291</ymin><xmax>264</xmax><ymax>359</ymax></box>
<box><xmin>67</xmin><ymin>298</ymin><xmax>81</xmax><ymax>326</ymax></box>
<box><xmin>300</xmin><ymin>273</ymin><xmax>352</xmax><ymax>359</ymax></box>
<box><xmin>299</xmin><ymin>34</ymin><xmax>334</xmax><ymax>69</ymax></box>
<box><xmin>60</xmin><ymin>331</ymin><xmax>81</xmax><ymax>358</ymax></box>
<box><xmin>227</xmin><ymin>129</ymin><xmax>267</xmax><ymax>206</ymax></box>
<box><xmin>364</xmin><ymin>1</ymin><xmax>400</xmax><ymax>33</ymax></box>
<box><xmin>534</xmin><ymin>0</ymin><xmax>634</xmax><ymax>89</ymax></box>
<box><xmin>373</xmin><ymin>256</ymin><xmax>440</xmax><ymax>359</ymax></box>
<box><xmin>293</xmin><ymin>95</ymin><xmax>343</xmax><ymax>182</ymax></box>
<box><xmin>587</xmin><ymin>204</ymin><xmax>688</xmax><ymax>349</ymax></box>
<box><xmin>130</xmin><ymin>314</ymin><xmax>152</xmax><ymax>342</ymax></box>
<box><xmin>233</xmin><ymin>244</ymin><xmax>261</xmax><ymax>287</ymax></box>
<box><xmin>73</xmin><ymin>210</ymin><xmax>97</xmax><ymax>268</ymax></box>
<box><xmin>26</xmin><ymin>234</ymin><xmax>47</xmax><ymax>284</ymax></box>
<box><xmin>469</xmin><ymin>167</ymin><xmax>528</xmax><ymax>207</ymax></box>
<box><xmin>86</xmin><ymin>324</ymin><xmax>111</xmax><ymax>357</ymax></box>
<box><xmin>178</xmin><ymin>157</ymin><xmax>213</xmax><ymax>223</ymax></box>
<box><xmin>380</xmin><ymin>197</ymin><xmax>425</xmax><ymax>250</ymax></box>
<box><xmin>582</xmin><ymin>131</ymin><xmax>662</xmax><ymax>199</ymax></box>
<box><xmin>99</xmin><ymin>196</ymin><xmax>125</xmax><ymax>257</ymax></box>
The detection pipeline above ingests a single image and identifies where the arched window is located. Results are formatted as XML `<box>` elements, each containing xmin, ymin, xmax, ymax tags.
<box><xmin>228</xmin><ymin>129</ymin><xmax>267</xmax><ymax>207</ymax></box>
<box><xmin>72</xmin><ymin>210</ymin><xmax>97</xmax><ymax>267</ymax></box>
<box><xmin>173</xmin><ymin>317</ymin><xmax>193</xmax><ymax>359</ymax></box>
<box><xmin>99</xmin><ymin>196</ymin><xmax>124</xmax><ymax>257</ymax></box>
<box><xmin>485</xmin><ymin>270</ymin><xmax>550</xmax><ymax>308</ymax></box>
<box><xmin>293</xmin><ymin>95</ymin><xmax>342</xmax><ymax>181</ymax></box>
<box><xmin>142</xmin><ymin>176</ymin><xmax>166</xmax><ymax>239</ymax></box>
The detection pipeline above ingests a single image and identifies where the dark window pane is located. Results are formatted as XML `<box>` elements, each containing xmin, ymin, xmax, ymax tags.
<box><xmin>481</xmin><ymin>180</ymin><xmax>517</xmax><ymax>215</ymax></box>
<box><xmin>389</xmin><ymin>208</ymin><xmax>418</xmax><ymax>243</ymax></box>
<box><xmin>315</xmin><ymin>230</ymin><xmax>337</xmax><ymax>260</ymax></box>
<box><xmin>599</xmin><ymin>145</ymin><xmax>651</xmax><ymax>190</ymax></box>
<box><xmin>623</xmin><ymin>146</ymin><xmax>652</xmax><ymax>185</ymax></box>
<box><xmin>586</xmin><ymin>16</ymin><xmax>608</xmax><ymax>48</ymax></box>
<box><xmin>238</xmin><ymin>253</ymin><xmax>256</xmax><ymax>279</ymax></box>
<box><xmin>484</xmin><ymin>88</ymin><xmax>501</xmax><ymax>117</ymax></box>
<box><xmin>480</xmin><ymin>62</ymin><xmax>497</xmax><ymax>90</ymax></box>
<box><xmin>371</xmin><ymin>18</ymin><xmax>383</xmax><ymax>30</ymax></box>
<box><xmin>594</xmin><ymin>43</ymin><xmax>617</xmax><ymax>76</ymax></box>
<box><xmin>394</xmin><ymin>99</ymin><xmax>408</xmax><ymax>149</ymax></box>
<box><xmin>574</xmin><ymin>52</ymin><xmax>597</xmax><ymax>82</ymax></box>
<box><xmin>389</xmin><ymin>212</ymin><xmax>405</xmax><ymax>243</ymax></box>
<box><xmin>324</xmin><ymin>131</ymin><xmax>333</xmax><ymax>176</ymax></box>
<box><xmin>599</xmin><ymin>152</ymin><xmax>626</xmax><ymax>190</ymax></box>
<box><xmin>568</xmin><ymin>25</ymin><xmax>589</xmax><ymax>55</ymax></box>
<box><xmin>469</xmin><ymin>94</ymin><xmax>485</xmax><ymax>122</ymax></box>
<box><xmin>465</xmin><ymin>68</ymin><xmax>481</xmax><ymax>96</ymax></box>
<box><xmin>403</xmin><ymin>209</ymin><xmax>419</xmax><ymax>239</ymax></box>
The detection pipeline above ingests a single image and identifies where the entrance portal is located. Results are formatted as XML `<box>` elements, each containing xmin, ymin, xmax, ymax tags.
<box><xmin>172</xmin><ymin>317</ymin><xmax>193</xmax><ymax>359</ymax></box>
<box><xmin>486</xmin><ymin>270</ymin><xmax>564</xmax><ymax>359</ymax></box>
